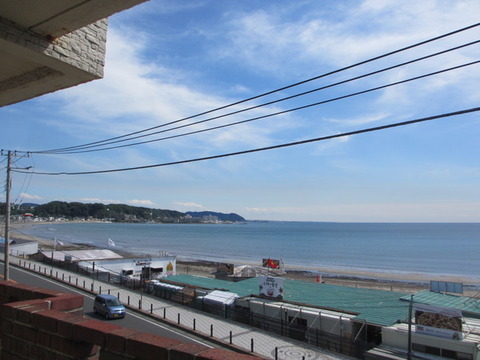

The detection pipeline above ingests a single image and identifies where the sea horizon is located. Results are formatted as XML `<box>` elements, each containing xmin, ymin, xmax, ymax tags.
<box><xmin>15</xmin><ymin>220</ymin><xmax>480</xmax><ymax>284</ymax></box>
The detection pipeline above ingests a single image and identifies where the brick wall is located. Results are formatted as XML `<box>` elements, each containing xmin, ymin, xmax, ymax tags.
<box><xmin>0</xmin><ymin>280</ymin><xmax>263</xmax><ymax>360</ymax></box>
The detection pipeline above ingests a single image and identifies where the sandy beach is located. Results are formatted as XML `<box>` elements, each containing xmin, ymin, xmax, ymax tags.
<box><xmin>5</xmin><ymin>222</ymin><xmax>479</xmax><ymax>296</ymax></box>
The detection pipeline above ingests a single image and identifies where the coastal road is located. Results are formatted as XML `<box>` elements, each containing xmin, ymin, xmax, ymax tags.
<box><xmin>2</xmin><ymin>264</ymin><xmax>218</xmax><ymax>349</ymax></box>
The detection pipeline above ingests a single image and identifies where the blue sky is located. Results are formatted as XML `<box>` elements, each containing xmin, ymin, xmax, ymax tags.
<box><xmin>1</xmin><ymin>0</ymin><xmax>480</xmax><ymax>222</ymax></box>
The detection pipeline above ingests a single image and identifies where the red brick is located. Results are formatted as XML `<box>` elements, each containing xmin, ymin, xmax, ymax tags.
<box><xmin>126</xmin><ymin>332</ymin><xmax>182</xmax><ymax>360</ymax></box>
<box><xmin>31</xmin><ymin>288</ymin><xmax>65</xmax><ymax>299</ymax></box>
<box><xmin>4</xmin><ymin>282</ymin><xmax>35</xmax><ymax>299</ymax></box>
<box><xmin>30</xmin><ymin>345</ymin><xmax>57</xmax><ymax>359</ymax></box>
<box><xmin>105</xmin><ymin>327</ymin><xmax>141</xmax><ymax>353</ymax></box>
<box><xmin>55</xmin><ymin>354</ymin><xmax>77</xmax><ymax>360</ymax></box>
<box><xmin>23</xmin><ymin>301</ymin><xmax>55</xmax><ymax>315</ymax></box>
<box><xmin>1</xmin><ymin>317</ymin><xmax>13</xmax><ymax>336</ymax></box>
<box><xmin>57</xmin><ymin>314</ymin><xmax>90</xmax><ymax>339</ymax></box>
<box><xmin>12</xmin><ymin>323</ymin><xmax>36</xmax><ymax>343</ymax></box>
<box><xmin>74</xmin><ymin>319</ymin><xmax>122</xmax><ymax>346</ymax></box>
<box><xmin>96</xmin><ymin>350</ymin><xmax>135</xmax><ymax>360</ymax></box>
<box><xmin>0</xmin><ymin>351</ymin><xmax>12</xmax><ymax>360</ymax></box>
<box><xmin>196</xmin><ymin>349</ymin><xmax>264</xmax><ymax>360</ymax></box>
<box><xmin>50</xmin><ymin>334</ymin><xmax>100</xmax><ymax>358</ymax></box>
<box><xmin>70</xmin><ymin>308</ymin><xmax>84</xmax><ymax>317</ymax></box>
<box><xmin>2</xmin><ymin>300</ymin><xmax>49</xmax><ymax>321</ymax></box>
<box><xmin>170</xmin><ymin>343</ymin><xmax>210</xmax><ymax>360</ymax></box>
<box><xmin>13</xmin><ymin>285</ymin><xmax>64</xmax><ymax>300</ymax></box>
<box><xmin>36</xmin><ymin>330</ymin><xmax>51</xmax><ymax>347</ymax></box>
<box><xmin>49</xmin><ymin>294</ymin><xmax>84</xmax><ymax>311</ymax></box>
<box><xmin>31</xmin><ymin>309</ymin><xmax>72</xmax><ymax>333</ymax></box>
<box><xmin>12</xmin><ymin>337</ymin><xmax>31</xmax><ymax>358</ymax></box>
<box><xmin>16</xmin><ymin>306</ymin><xmax>34</xmax><ymax>324</ymax></box>
<box><xmin>1</xmin><ymin>333</ymin><xmax>13</xmax><ymax>351</ymax></box>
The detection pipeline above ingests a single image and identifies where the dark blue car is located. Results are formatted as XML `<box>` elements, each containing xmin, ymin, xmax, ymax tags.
<box><xmin>93</xmin><ymin>294</ymin><xmax>126</xmax><ymax>319</ymax></box>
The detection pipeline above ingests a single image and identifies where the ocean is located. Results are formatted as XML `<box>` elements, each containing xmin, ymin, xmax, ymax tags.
<box><xmin>17</xmin><ymin>221</ymin><xmax>480</xmax><ymax>282</ymax></box>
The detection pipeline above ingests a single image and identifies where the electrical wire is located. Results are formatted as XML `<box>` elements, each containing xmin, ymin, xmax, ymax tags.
<box><xmin>14</xmin><ymin>107</ymin><xmax>480</xmax><ymax>176</ymax></box>
<box><xmin>35</xmin><ymin>59</ymin><xmax>480</xmax><ymax>154</ymax></box>
<box><xmin>34</xmin><ymin>40</ymin><xmax>480</xmax><ymax>154</ymax></box>
<box><xmin>13</xmin><ymin>167</ymin><xmax>34</xmax><ymax>205</ymax></box>
<box><xmin>31</xmin><ymin>22</ymin><xmax>480</xmax><ymax>154</ymax></box>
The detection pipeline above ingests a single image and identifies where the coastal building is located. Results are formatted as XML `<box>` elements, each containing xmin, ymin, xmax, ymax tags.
<box><xmin>368</xmin><ymin>290</ymin><xmax>480</xmax><ymax>360</ymax></box>
<box><xmin>33</xmin><ymin>249</ymin><xmax>176</xmax><ymax>280</ymax></box>
<box><xmin>0</xmin><ymin>237</ymin><xmax>38</xmax><ymax>256</ymax></box>
<box><xmin>35</xmin><ymin>249</ymin><xmax>123</xmax><ymax>262</ymax></box>
<box><xmin>155</xmin><ymin>274</ymin><xmax>480</xmax><ymax>360</ymax></box>
<box><xmin>81</xmin><ymin>256</ymin><xmax>177</xmax><ymax>280</ymax></box>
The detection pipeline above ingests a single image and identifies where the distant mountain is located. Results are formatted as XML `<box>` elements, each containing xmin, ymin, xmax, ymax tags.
<box><xmin>186</xmin><ymin>211</ymin><xmax>246</xmax><ymax>222</ymax></box>
<box><xmin>3</xmin><ymin>201</ymin><xmax>246</xmax><ymax>224</ymax></box>
<box><xmin>22</xmin><ymin>201</ymin><xmax>184</xmax><ymax>222</ymax></box>
<box><xmin>19</xmin><ymin>203</ymin><xmax>39</xmax><ymax>208</ymax></box>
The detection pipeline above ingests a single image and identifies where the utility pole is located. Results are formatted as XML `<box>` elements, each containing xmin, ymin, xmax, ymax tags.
<box><xmin>407</xmin><ymin>294</ymin><xmax>414</xmax><ymax>360</ymax></box>
<box><xmin>2</xmin><ymin>150</ymin><xmax>30</xmax><ymax>281</ymax></box>
<box><xmin>3</xmin><ymin>150</ymin><xmax>11</xmax><ymax>281</ymax></box>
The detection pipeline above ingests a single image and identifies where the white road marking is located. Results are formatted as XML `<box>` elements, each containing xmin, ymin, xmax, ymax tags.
<box><xmin>12</xmin><ymin>266</ymin><xmax>213</xmax><ymax>348</ymax></box>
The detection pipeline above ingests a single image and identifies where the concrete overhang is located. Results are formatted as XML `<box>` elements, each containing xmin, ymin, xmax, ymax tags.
<box><xmin>0</xmin><ymin>0</ymin><xmax>148</xmax><ymax>107</ymax></box>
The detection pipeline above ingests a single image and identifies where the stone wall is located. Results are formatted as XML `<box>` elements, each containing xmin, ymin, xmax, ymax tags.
<box><xmin>0</xmin><ymin>280</ymin><xmax>263</xmax><ymax>360</ymax></box>
<box><xmin>0</xmin><ymin>16</ymin><xmax>107</xmax><ymax>77</ymax></box>
<box><xmin>0</xmin><ymin>17</ymin><xmax>107</xmax><ymax>106</ymax></box>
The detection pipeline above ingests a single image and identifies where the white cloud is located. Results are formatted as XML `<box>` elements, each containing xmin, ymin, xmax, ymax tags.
<box><xmin>80</xmin><ymin>198</ymin><xmax>121</xmax><ymax>204</ymax></box>
<box><xmin>50</xmin><ymin>31</ymin><xmax>225</xmax><ymax>140</ymax></box>
<box><xmin>174</xmin><ymin>201</ymin><xmax>205</xmax><ymax>209</ymax></box>
<box><xmin>41</xmin><ymin>0</ymin><xmax>480</xmax><ymax>174</ymax></box>
<box><xmin>20</xmin><ymin>193</ymin><xmax>43</xmax><ymax>200</ymax></box>
<box><xmin>48</xmin><ymin>28</ymin><xmax>292</xmax><ymax>162</ymax></box>
<box><xmin>326</xmin><ymin>113</ymin><xmax>390</xmax><ymax>127</ymax></box>
<box><xmin>246</xmin><ymin>207</ymin><xmax>269</xmax><ymax>213</ymax></box>
<box><xmin>128</xmin><ymin>199</ymin><xmax>155</xmax><ymax>206</ymax></box>
<box><xmin>13</xmin><ymin>0</ymin><xmax>479</xmax><ymax>224</ymax></box>
<box><xmin>223</xmin><ymin>0</ymin><xmax>480</xmax><ymax>109</ymax></box>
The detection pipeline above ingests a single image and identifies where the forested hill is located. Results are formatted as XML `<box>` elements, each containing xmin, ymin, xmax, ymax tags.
<box><xmin>21</xmin><ymin>201</ymin><xmax>184</xmax><ymax>222</ymax></box>
<box><xmin>4</xmin><ymin>201</ymin><xmax>245</xmax><ymax>223</ymax></box>
<box><xmin>186</xmin><ymin>211</ymin><xmax>246</xmax><ymax>222</ymax></box>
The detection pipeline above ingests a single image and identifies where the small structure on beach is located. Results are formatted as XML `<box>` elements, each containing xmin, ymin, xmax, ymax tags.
<box><xmin>214</xmin><ymin>258</ymin><xmax>287</xmax><ymax>280</ymax></box>
<box><xmin>232</xmin><ymin>265</ymin><xmax>286</xmax><ymax>278</ymax></box>
<box><xmin>83</xmin><ymin>256</ymin><xmax>177</xmax><ymax>280</ymax></box>
<box><xmin>0</xmin><ymin>238</ymin><xmax>38</xmax><ymax>257</ymax></box>
<box><xmin>154</xmin><ymin>273</ymin><xmax>480</xmax><ymax>360</ymax></box>
<box><xmin>34</xmin><ymin>249</ymin><xmax>123</xmax><ymax>263</ymax></box>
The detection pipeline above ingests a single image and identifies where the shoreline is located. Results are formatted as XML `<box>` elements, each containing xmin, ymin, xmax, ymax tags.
<box><xmin>5</xmin><ymin>222</ymin><xmax>480</xmax><ymax>295</ymax></box>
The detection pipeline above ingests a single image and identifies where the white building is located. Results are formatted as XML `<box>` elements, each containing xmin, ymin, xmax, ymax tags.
<box><xmin>81</xmin><ymin>256</ymin><xmax>177</xmax><ymax>280</ymax></box>
<box><xmin>0</xmin><ymin>238</ymin><xmax>38</xmax><ymax>257</ymax></box>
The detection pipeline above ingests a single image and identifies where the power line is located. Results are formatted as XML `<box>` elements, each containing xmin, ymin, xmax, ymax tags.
<box><xmin>31</xmin><ymin>22</ymin><xmax>480</xmax><ymax>154</ymax></box>
<box><xmin>35</xmin><ymin>59</ymin><xmax>480</xmax><ymax>154</ymax></box>
<box><xmin>34</xmin><ymin>39</ymin><xmax>480</xmax><ymax>155</ymax></box>
<box><xmin>15</xmin><ymin>107</ymin><xmax>480</xmax><ymax>176</ymax></box>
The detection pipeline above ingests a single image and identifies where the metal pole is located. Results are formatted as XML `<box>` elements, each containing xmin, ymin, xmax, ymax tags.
<box><xmin>4</xmin><ymin>151</ymin><xmax>11</xmax><ymax>281</ymax></box>
<box><xmin>407</xmin><ymin>294</ymin><xmax>413</xmax><ymax>360</ymax></box>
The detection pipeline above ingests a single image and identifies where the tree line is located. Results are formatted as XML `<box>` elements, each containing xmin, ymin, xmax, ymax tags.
<box><xmin>1</xmin><ymin>201</ymin><xmax>184</xmax><ymax>222</ymax></box>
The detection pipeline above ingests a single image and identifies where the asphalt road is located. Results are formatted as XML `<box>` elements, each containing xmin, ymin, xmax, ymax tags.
<box><xmin>3</xmin><ymin>264</ymin><xmax>218</xmax><ymax>349</ymax></box>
